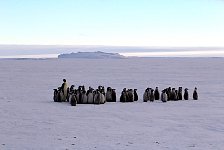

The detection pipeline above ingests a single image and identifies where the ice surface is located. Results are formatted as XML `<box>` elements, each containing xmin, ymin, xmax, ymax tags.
<box><xmin>0</xmin><ymin>58</ymin><xmax>223</xmax><ymax>150</ymax></box>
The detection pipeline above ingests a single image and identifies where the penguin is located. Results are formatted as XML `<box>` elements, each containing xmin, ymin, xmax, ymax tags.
<box><xmin>61</xmin><ymin>79</ymin><xmax>68</xmax><ymax>102</ymax></box>
<box><xmin>178</xmin><ymin>87</ymin><xmax>182</xmax><ymax>100</ymax></box>
<box><xmin>126</xmin><ymin>89</ymin><xmax>130</xmax><ymax>102</ymax></box>
<box><xmin>94</xmin><ymin>90</ymin><xmax>100</xmax><ymax>104</ymax></box>
<box><xmin>93</xmin><ymin>90</ymin><xmax>96</xmax><ymax>104</ymax></box>
<box><xmin>100</xmin><ymin>92</ymin><xmax>106</xmax><ymax>104</ymax></box>
<box><xmin>167</xmin><ymin>87</ymin><xmax>171</xmax><ymax>101</ymax></box>
<box><xmin>76</xmin><ymin>88</ymin><xmax>82</xmax><ymax>104</ymax></box>
<box><xmin>82</xmin><ymin>90</ymin><xmax>88</xmax><ymax>104</ymax></box>
<box><xmin>112</xmin><ymin>89</ymin><xmax>116</xmax><ymax>102</ymax></box>
<box><xmin>193</xmin><ymin>87</ymin><xmax>198</xmax><ymax>100</ymax></box>
<box><xmin>150</xmin><ymin>89</ymin><xmax>155</xmax><ymax>102</ymax></box>
<box><xmin>175</xmin><ymin>90</ymin><xmax>178</xmax><ymax>101</ymax></box>
<box><xmin>161</xmin><ymin>90</ymin><xmax>168</xmax><ymax>102</ymax></box>
<box><xmin>53</xmin><ymin>89</ymin><xmax>58</xmax><ymax>102</ymax></box>
<box><xmin>58</xmin><ymin>87</ymin><xmax>63</xmax><ymax>102</ymax></box>
<box><xmin>127</xmin><ymin>89</ymin><xmax>134</xmax><ymax>102</ymax></box>
<box><xmin>102</xmin><ymin>86</ymin><xmax>105</xmax><ymax>96</ymax></box>
<box><xmin>154</xmin><ymin>87</ymin><xmax>160</xmax><ymax>100</ymax></box>
<box><xmin>66</xmin><ymin>87</ymin><xmax>70</xmax><ymax>102</ymax></box>
<box><xmin>170</xmin><ymin>88</ymin><xmax>176</xmax><ymax>101</ymax></box>
<box><xmin>70</xmin><ymin>85</ymin><xmax>75</xmax><ymax>92</ymax></box>
<box><xmin>184</xmin><ymin>88</ymin><xmax>189</xmax><ymax>100</ymax></box>
<box><xmin>143</xmin><ymin>88</ymin><xmax>149</xmax><ymax>102</ymax></box>
<box><xmin>87</xmin><ymin>88</ymin><xmax>94</xmax><ymax>104</ymax></box>
<box><xmin>134</xmin><ymin>89</ymin><xmax>138</xmax><ymax>101</ymax></box>
<box><xmin>120</xmin><ymin>88</ymin><xmax>127</xmax><ymax>102</ymax></box>
<box><xmin>70</xmin><ymin>91</ymin><xmax>77</xmax><ymax>106</ymax></box>
<box><xmin>106</xmin><ymin>87</ymin><xmax>113</xmax><ymax>102</ymax></box>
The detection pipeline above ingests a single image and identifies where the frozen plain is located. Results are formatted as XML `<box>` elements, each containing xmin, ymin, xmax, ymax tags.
<box><xmin>0</xmin><ymin>57</ymin><xmax>223</xmax><ymax>150</ymax></box>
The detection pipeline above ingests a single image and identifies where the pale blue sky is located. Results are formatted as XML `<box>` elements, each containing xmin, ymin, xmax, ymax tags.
<box><xmin>0</xmin><ymin>0</ymin><xmax>224</xmax><ymax>46</ymax></box>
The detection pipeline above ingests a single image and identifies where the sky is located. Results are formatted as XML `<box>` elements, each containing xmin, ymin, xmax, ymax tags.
<box><xmin>0</xmin><ymin>0</ymin><xmax>224</xmax><ymax>47</ymax></box>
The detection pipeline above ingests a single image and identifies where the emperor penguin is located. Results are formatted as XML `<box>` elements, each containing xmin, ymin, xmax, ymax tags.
<box><xmin>94</xmin><ymin>90</ymin><xmax>100</xmax><ymax>104</ymax></box>
<box><xmin>82</xmin><ymin>90</ymin><xmax>88</xmax><ymax>104</ymax></box>
<box><xmin>184</xmin><ymin>88</ymin><xmax>189</xmax><ymax>100</ymax></box>
<box><xmin>161</xmin><ymin>90</ymin><xmax>168</xmax><ymax>102</ymax></box>
<box><xmin>154</xmin><ymin>87</ymin><xmax>160</xmax><ymax>100</ymax></box>
<box><xmin>76</xmin><ymin>88</ymin><xmax>82</xmax><ymax>104</ymax></box>
<box><xmin>53</xmin><ymin>89</ymin><xmax>58</xmax><ymax>102</ymax></box>
<box><xmin>143</xmin><ymin>88</ymin><xmax>149</xmax><ymax>102</ymax></box>
<box><xmin>193</xmin><ymin>87</ymin><xmax>198</xmax><ymax>100</ymax></box>
<box><xmin>70</xmin><ymin>90</ymin><xmax>77</xmax><ymax>106</ymax></box>
<box><xmin>106</xmin><ymin>87</ymin><xmax>113</xmax><ymax>102</ymax></box>
<box><xmin>178</xmin><ymin>87</ymin><xmax>182</xmax><ymax>100</ymax></box>
<box><xmin>127</xmin><ymin>89</ymin><xmax>134</xmax><ymax>102</ymax></box>
<box><xmin>61</xmin><ymin>79</ymin><xmax>69</xmax><ymax>102</ymax></box>
<box><xmin>170</xmin><ymin>88</ymin><xmax>176</xmax><ymax>100</ymax></box>
<box><xmin>120</xmin><ymin>88</ymin><xmax>127</xmax><ymax>102</ymax></box>
<box><xmin>87</xmin><ymin>87</ymin><xmax>94</xmax><ymax>104</ymax></box>
<box><xmin>112</xmin><ymin>89</ymin><xmax>117</xmax><ymax>102</ymax></box>
<box><xmin>100</xmin><ymin>92</ymin><xmax>106</xmax><ymax>104</ymax></box>
<box><xmin>150</xmin><ymin>89</ymin><xmax>155</xmax><ymax>102</ymax></box>
<box><xmin>58</xmin><ymin>87</ymin><xmax>63</xmax><ymax>102</ymax></box>
<box><xmin>134</xmin><ymin>89</ymin><xmax>138</xmax><ymax>101</ymax></box>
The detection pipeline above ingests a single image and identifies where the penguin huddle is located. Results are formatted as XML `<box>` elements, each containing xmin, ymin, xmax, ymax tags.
<box><xmin>143</xmin><ymin>87</ymin><xmax>198</xmax><ymax>103</ymax></box>
<box><xmin>53</xmin><ymin>79</ymin><xmax>69</xmax><ymax>103</ymax></box>
<box><xmin>53</xmin><ymin>79</ymin><xmax>198</xmax><ymax>106</ymax></box>
<box><xmin>120</xmin><ymin>88</ymin><xmax>138</xmax><ymax>102</ymax></box>
<box><xmin>53</xmin><ymin>83</ymin><xmax>117</xmax><ymax>106</ymax></box>
<box><xmin>68</xmin><ymin>85</ymin><xmax>112</xmax><ymax>105</ymax></box>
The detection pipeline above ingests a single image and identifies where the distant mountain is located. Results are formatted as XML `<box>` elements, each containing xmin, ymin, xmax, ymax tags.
<box><xmin>58</xmin><ymin>51</ymin><xmax>126</xmax><ymax>59</ymax></box>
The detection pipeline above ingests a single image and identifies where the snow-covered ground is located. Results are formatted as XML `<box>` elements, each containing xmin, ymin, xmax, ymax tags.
<box><xmin>0</xmin><ymin>58</ymin><xmax>223</xmax><ymax>150</ymax></box>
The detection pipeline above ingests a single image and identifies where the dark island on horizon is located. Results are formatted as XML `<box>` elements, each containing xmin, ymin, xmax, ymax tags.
<box><xmin>58</xmin><ymin>51</ymin><xmax>126</xmax><ymax>59</ymax></box>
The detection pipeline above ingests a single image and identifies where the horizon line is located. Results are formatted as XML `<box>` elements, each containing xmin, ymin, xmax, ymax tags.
<box><xmin>0</xmin><ymin>44</ymin><xmax>224</xmax><ymax>48</ymax></box>
<box><xmin>1</xmin><ymin>50</ymin><xmax>224</xmax><ymax>59</ymax></box>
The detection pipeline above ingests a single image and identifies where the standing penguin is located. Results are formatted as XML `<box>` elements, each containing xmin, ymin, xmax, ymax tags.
<box><xmin>127</xmin><ymin>89</ymin><xmax>134</xmax><ymax>102</ymax></box>
<box><xmin>61</xmin><ymin>79</ymin><xmax>69</xmax><ymax>102</ymax></box>
<box><xmin>150</xmin><ymin>89</ymin><xmax>155</xmax><ymax>102</ymax></box>
<box><xmin>193</xmin><ymin>87</ymin><xmax>198</xmax><ymax>100</ymax></box>
<box><xmin>175</xmin><ymin>90</ymin><xmax>179</xmax><ymax>100</ymax></box>
<box><xmin>167</xmin><ymin>87</ymin><xmax>171</xmax><ymax>101</ymax></box>
<box><xmin>161</xmin><ymin>90</ymin><xmax>168</xmax><ymax>102</ymax></box>
<box><xmin>143</xmin><ymin>88</ymin><xmax>149</xmax><ymax>102</ymax></box>
<box><xmin>134</xmin><ymin>89</ymin><xmax>138</xmax><ymax>101</ymax></box>
<box><xmin>94</xmin><ymin>90</ymin><xmax>100</xmax><ymax>104</ymax></box>
<box><xmin>82</xmin><ymin>90</ymin><xmax>88</xmax><ymax>104</ymax></box>
<box><xmin>87</xmin><ymin>87</ymin><xmax>94</xmax><ymax>104</ymax></box>
<box><xmin>76</xmin><ymin>86</ymin><xmax>82</xmax><ymax>104</ymax></box>
<box><xmin>154</xmin><ymin>87</ymin><xmax>160</xmax><ymax>100</ymax></box>
<box><xmin>112</xmin><ymin>89</ymin><xmax>116</xmax><ymax>102</ymax></box>
<box><xmin>106</xmin><ymin>87</ymin><xmax>113</xmax><ymax>102</ymax></box>
<box><xmin>100</xmin><ymin>91</ymin><xmax>106</xmax><ymax>104</ymax></box>
<box><xmin>66</xmin><ymin>87</ymin><xmax>70</xmax><ymax>102</ymax></box>
<box><xmin>170</xmin><ymin>88</ymin><xmax>176</xmax><ymax>100</ymax></box>
<box><xmin>53</xmin><ymin>89</ymin><xmax>58</xmax><ymax>102</ymax></box>
<box><xmin>93</xmin><ymin>90</ymin><xmax>96</xmax><ymax>104</ymax></box>
<box><xmin>120</xmin><ymin>88</ymin><xmax>127</xmax><ymax>102</ymax></box>
<box><xmin>70</xmin><ymin>91</ymin><xmax>77</xmax><ymax>106</ymax></box>
<box><xmin>178</xmin><ymin>87</ymin><xmax>182</xmax><ymax>100</ymax></box>
<box><xmin>58</xmin><ymin>87</ymin><xmax>63</xmax><ymax>102</ymax></box>
<box><xmin>184</xmin><ymin>88</ymin><xmax>189</xmax><ymax>100</ymax></box>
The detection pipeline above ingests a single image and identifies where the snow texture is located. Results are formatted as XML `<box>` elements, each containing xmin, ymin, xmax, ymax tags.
<box><xmin>0</xmin><ymin>58</ymin><xmax>223</xmax><ymax>150</ymax></box>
